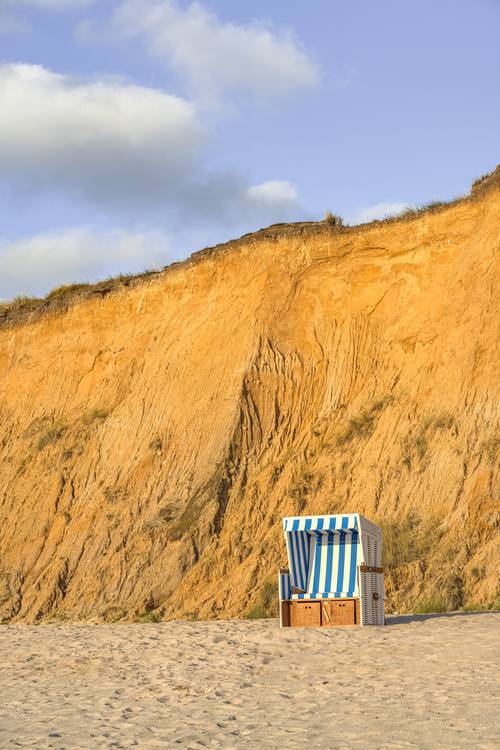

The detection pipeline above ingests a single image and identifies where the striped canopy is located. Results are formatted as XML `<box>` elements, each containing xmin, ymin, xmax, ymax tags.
<box><xmin>283</xmin><ymin>515</ymin><xmax>360</xmax><ymax>599</ymax></box>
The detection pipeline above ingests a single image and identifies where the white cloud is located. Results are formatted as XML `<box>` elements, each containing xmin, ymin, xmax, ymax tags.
<box><xmin>0</xmin><ymin>227</ymin><xmax>171</xmax><ymax>298</ymax></box>
<box><xmin>0</xmin><ymin>4</ymin><xmax>312</xmax><ymax>299</ymax></box>
<box><xmin>84</xmin><ymin>0</ymin><xmax>319</xmax><ymax>107</ymax></box>
<box><xmin>0</xmin><ymin>63</ymin><xmax>206</xmax><ymax>210</ymax></box>
<box><xmin>0</xmin><ymin>63</ymin><xmax>303</xmax><ymax>226</ymax></box>
<box><xmin>247</xmin><ymin>180</ymin><xmax>298</xmax><ymax>207</ymax></box>
<box><xmin>353</xmin><ymin>201</ymin><xmax>410</xmax><ymax>224</ymax></box>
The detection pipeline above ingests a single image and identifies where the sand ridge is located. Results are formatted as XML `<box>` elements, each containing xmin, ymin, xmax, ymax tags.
<box><xmin>1</xmin><ymin>611</ymin><xmax>499</xmax><ymax>749</ymax></box>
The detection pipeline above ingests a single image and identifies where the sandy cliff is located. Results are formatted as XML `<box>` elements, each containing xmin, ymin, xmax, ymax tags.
<box><xmin>0</xmin><ymin>170</ymin><xmax>499</xmax><ymax>622</ymax></box>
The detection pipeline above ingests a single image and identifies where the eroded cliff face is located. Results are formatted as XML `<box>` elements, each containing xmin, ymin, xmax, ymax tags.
<box><xmin>0</xmin><ymin>177</ymin><xmax>499</xmax><ymax>622</ymax></box>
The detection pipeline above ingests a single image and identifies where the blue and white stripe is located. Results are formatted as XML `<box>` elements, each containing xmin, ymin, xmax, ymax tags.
<box><xmin>278</xmin><ymin>570</ymin><xmax>292</xmax><ymax>601</ymax></box>
<box><xmin>305</xmin><ymin>529</ymin><xmax>359</xmax><ymax>596</ymax></box>
<box><xmin>283</xmin><ymin>514</ymin><xmax>359</xmax><ymax>533</ymax></box>
<box><xmin>282</xmin><ymin>515</ymin><xmax>360</xmax><ymax>599</ymax></box>
<box><xmin>284</xmin><ymin>527</ymin><xmax>311</xmax><ymax>591</ymax></box>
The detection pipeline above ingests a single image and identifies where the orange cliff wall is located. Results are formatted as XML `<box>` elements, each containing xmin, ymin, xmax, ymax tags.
<box><xmin>0</xmin><ymin>176</ymin><xmax>499</xmax><ymax>621</ymax></box>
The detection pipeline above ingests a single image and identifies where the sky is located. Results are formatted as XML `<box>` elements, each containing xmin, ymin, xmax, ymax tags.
<box><xmin>0</xmin><ymin>0</ymin><xmax>498</xmax><ymax>299</ymax></box>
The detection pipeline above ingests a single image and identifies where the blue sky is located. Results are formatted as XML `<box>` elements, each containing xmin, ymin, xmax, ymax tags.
<box><xmin>0</xmin><ymin>0</ymin><xmax>498</xmax><ymax>298</ymax></box>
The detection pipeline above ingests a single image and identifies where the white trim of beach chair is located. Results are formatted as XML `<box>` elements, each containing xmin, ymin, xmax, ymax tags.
<box><xmin>358</xmin><ymin>564</ymin><xmax>385</xmax><ymax>626</ymax></box>
<box><xmin>278</xmin><ymin>514</ymin><xmax>385</xmax><ymax>627</ymax></box>
<box><xmin>278</xmin><ymin>569</ymin><xmax>292</xmax><ymax>627</ymax></box>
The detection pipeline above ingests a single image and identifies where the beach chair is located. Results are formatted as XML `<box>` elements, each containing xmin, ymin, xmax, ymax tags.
<box><xmin>278</xmin><ymin>514</ymin><xmax>384</xmax><ymax>627</ymax></box>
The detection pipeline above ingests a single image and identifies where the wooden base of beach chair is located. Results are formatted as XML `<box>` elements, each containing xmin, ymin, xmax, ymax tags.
<box><xmin>289</xmin><ymin>601</ymin><xmax>321</xmax><ymax>627</ymax></box>
<box><xmin>321</xmin><ymin>598</ymin><xmax>360</xmax><ymax>626</ymax></box>
<box><xmin>282</xmin><ymin>598</ymin><xmax>361</xmax><ymax>627</ymax></box>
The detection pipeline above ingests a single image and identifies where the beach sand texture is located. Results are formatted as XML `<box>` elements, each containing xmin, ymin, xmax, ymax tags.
<box><xmin>1</xmin><ymin>612</ymin><xmax>499</xmax><ymax>749</ymax></box>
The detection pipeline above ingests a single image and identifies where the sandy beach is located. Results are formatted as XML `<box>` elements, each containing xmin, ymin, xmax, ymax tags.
<box><xmin>1</xmin><ymin>612</ymin><xmax>499</xmax><ymax>749</ymax></box>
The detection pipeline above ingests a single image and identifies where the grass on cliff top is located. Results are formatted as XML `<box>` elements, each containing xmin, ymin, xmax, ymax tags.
<box><xmin>46</xmin><ymin>283</ymin><xmax>90</xmax><ymax>300</ymax></box>
<box><xmin>398</xmin><ymin>200</ymin><xmax>448</xmax><ymax>218</ymax></box>
<box><xmin>324</xmin><ymin>211</ymin><xmax>344</xmax><ymax>227</ymax></box>
<box><xmin>0</xmin><ymin>270</ymin><xmax>160</xmax><ymax>317</ymax></box>
<box><xmin>1</xmin><ymin>167</ymin><xmax>497</xmax><ymax>322</ymax></box>
<box><xmin>0</xmin><ymin>295</ymin><xmax>39</xmax><ymax>312</ymax></box>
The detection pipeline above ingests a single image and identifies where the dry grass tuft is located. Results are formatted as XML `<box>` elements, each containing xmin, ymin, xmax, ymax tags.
<box><xmin>399</xmin><ymin>201</ymin><xmax>447</xmax><ymax>218</ymax></box>
<box><xmin>134</xmin><ymin>611</ymin><xmax>162</xmax><ymax>623</ymax></box>
<box><xmin>0</xmin><ymin>295</ymin><xmax>40</xmax><ymax>314</ymax></box>
<box><xmin>401</xmin><ymin>412</ymin><xmax>456</xmax><ymax>467</ymax></box>
<box><xmin>46</xmin><ymin>283</ymin><xmax>90</xmax><ymax>300</ymax></box>
<box><xmin>83</xmin><ymin>408</ymin><xmax>109</xmax><ymax>425</ymax></box>
<box><xmin>36</xmin><ymin>420</ymin><xmax>67</xmax><ymax>451</ymax></box>
<box><xmin>336</xmin><ymin>396</ymin><xmax>393</xmax><ymax>447</ymax></box>
<box><xmin>414</xmin><ymin>597</ymin><xmax>448</xmax><ymax>614</ymax></box>
<box><xmin>288</xmin><ymin>470</ymin><xmax>324</xmax><ymax>511</ymax></box>
<box><xmin>482</xmin><ymin>434</ymin><xmax>500</xmax><ymax>465</ymax></box>
<box><xmin>324</xmin><ymin>211</ymin><xmax>344</xmax><ymax>227</ymax></box>
<box><xmin>0</xmin><ymin>269</ymin><xmax>160</xmax><ymax>322</ymax></box>
<box><xmin>245</xmin><ymin>579</ymin><xmax>277</xmax><ymax>619</ymax></box>
<box><xmin>149</xmin><ymin>437</ymin><xmax>163</xmax><ymax>453</ymax></box>
<box><xmin>378</xmin><ymin>514</ymin><xmax>443</xmax><ymax>569</ymax></box>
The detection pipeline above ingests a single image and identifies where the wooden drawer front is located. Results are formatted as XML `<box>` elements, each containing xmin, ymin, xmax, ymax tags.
<box><xmin>322</xmin><ymin>600</ymin><xmax>357</xmax><ymax>626</ymax></box>
<box><xmin>290</xmin><ymin>601</ymin><xmax>321</xmax><ymax>627</ymax></box>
